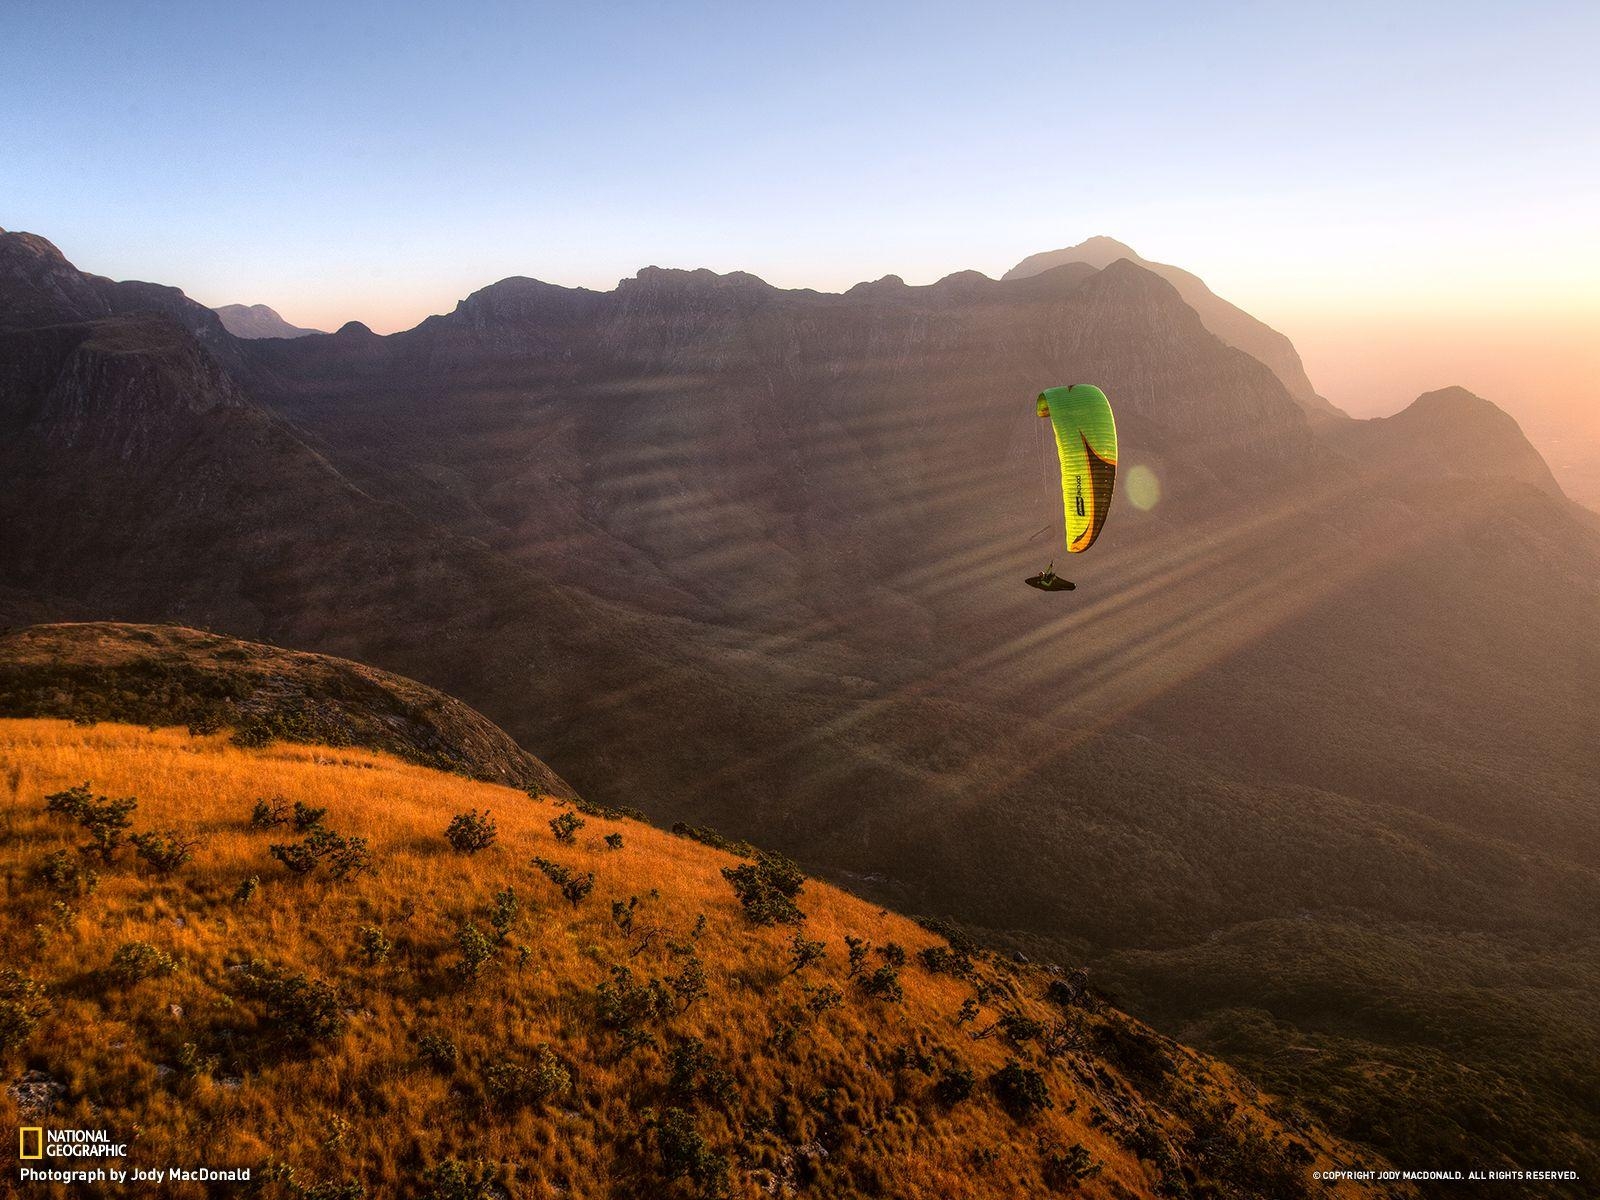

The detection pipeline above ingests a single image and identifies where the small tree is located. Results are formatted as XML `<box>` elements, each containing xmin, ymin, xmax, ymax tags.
<box><xmin>669</xmin><ymin>954</ymin><xmax>708</xmax><ymax>1010</ymax></box>
<box><xmin>238</xmin><ymin>963</ymin><xmax>347</xmax><ymax>1043</ymax></box>
<box><xmin>878</xmin><ymin>942</ymin><xmax>907</xmax><ymax>968</ymax></box>
<box><xmin>418</xmin><ymin>1032</ymin><xmax>458</xmax><ymax>1073</ymax></box>
<box><xmin>453</xmin><ymin>921</ymin><xmax>496</xmax><ymax>983</ymax></box>
<box><xmin>0</xmin><ymin>969</ymin><xmax>49</xmax><ymax>1055</ymax></box>
<box><xmin>109</xmin><ymin>941</ymin><xmax>177</xmax><ymax>983</ymax></box>
<box><xmin>934</xmin><ymin>1064</ymin><xmax>975</xmax><ymax>1106</ymax></box>
<box><xmin>859</xmin><ymin>964</ymin><xmax>904</xmax><ymax>1003</ymax></box>
<box><xmin>130</xmin><ymin>829</ymin><xmax>201</xmax><ymax>875</ymax></box>
<box><xmin>721</xmin><ymin>851</ymin><xmax>806</xmax><ymax>926</ymax></box>
<box><xmin>650</xmin><ymin>1107</ymin><xmax>730</xmax><ymax>1197</ymax></box>
<box><xmin>36</xmin><ymin>850</ymin><xmax>98</xmax><ymax>897</ymax></box>
<box><xmin>291</xmin><ymin>801</ymin><xmax>327</xmax><ymax>831</ymax></box>
<box><xmin>250</xmin><ymin>798</ymin><xmax>290</xmax><ymax>829</ymax></box>
<box><xmin>489</xmin><ymin>887</ymin><xmax>518</xmax><ymax>944</ymax></box>
<box><xmin>604</xmin><ymin>832</ymin><xmax>624</xmax><ymax>851</ymax></box>
<box><xmin>549</xmin><ymin>812</ymin><xmax>584</xmax><ymax>845</ymax></box>
<box><xmin>445</xmin><ymin>810</ymin><xmax>497</xmax><ymax>854</ymax></box>
<box><xmin>1043</xmin><ymin>1143</ymin><xmax>1102</xmax><ymax>1190</ymax></box>
<box><xmin>418</xmin><ymin>1158</ymin><xmax>498</xmax><ymax>1200</ymax></box>
<box><xmin>354</xmin><ymin>925</ymin><xmax>392</xmax><ymax>967</ymax></box>
<box><xmin>805</xmin><ymin>984</ymin><xmax>844</xmax><ymax>1016</ymax></box>
<box><xmin>991</xmin><ymin>1060</ymin><xmax>1052</xmax><ymax>1121</ymax></box>
<box><xmin>845</xmin><ymin>935</ymin><xmax>871</xmax><ymax>977</ymax></box>
<box><xmin>787</xmin><ymin>931</ymin><xmax>827</xmax><ymax>975</ymax></box>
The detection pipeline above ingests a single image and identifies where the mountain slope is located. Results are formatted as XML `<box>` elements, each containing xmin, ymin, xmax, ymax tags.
<box><xmin>214</xmin><ymin>303</ymin><xmax>324</xmax><ymax>339</ymax></box>
<box><xmin>0</xmin><ymin>622</ymin><xmax>573</xmax><ymax>793</ymax></box>
<box><xmin>1004</xmin><ymin>236</ymin><xmax>1342</xmax><ymax>420</ymax></box>
<box><xmin>0</xmin><ymin>718</ymin><xmax>1387</xmax><ymax>1200</ymax></box>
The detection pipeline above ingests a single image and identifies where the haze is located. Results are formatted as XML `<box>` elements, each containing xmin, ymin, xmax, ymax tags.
<box><xmin>5</xmin><ymin>0</ymin><xmax>1595</xmax><ymax>495</ymax></box>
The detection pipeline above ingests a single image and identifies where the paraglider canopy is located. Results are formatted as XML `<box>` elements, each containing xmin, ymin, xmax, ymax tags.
<box><xmin>1027</xmin><ymin>385</ymin><xmax>1117</xmax><ymax>591</ymax></box>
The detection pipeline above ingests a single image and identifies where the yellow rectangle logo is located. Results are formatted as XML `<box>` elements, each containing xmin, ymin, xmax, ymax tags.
<box><xmin>19</xmin><ymin>1127</ymin><xmax>43</xmax><ymax>1159</ymax></box>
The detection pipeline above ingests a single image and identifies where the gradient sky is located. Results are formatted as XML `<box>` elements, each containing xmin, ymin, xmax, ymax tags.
<box><xmin>4</xmin><ymin>1</ymin><xmax>1597</xmax><ymax>466</ymax></box>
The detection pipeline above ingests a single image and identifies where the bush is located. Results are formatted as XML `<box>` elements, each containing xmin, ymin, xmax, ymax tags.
<box><xmin>489</xmin><ymin>886</ymin><xmax>518</xmax><ymax>943</ymax></box>
<box><xmin>1043</xmin><ymin>1143</ymin><xmax>1101</xmax><ymax>1190</ymax></box>
<box><xmin>418</xmin><ymin>1158</ymin><xmax>498</xmax><ymax>1200</ymax></box>
<box><xmin>483</xmin><ymin>1045</ymin><xmax>571</xmax><ymax>1108</ymax></box>
<box><xmin>788</xmin><ymin>931</ymin><xmax>827</xmax><ymax>974</ymax></box>
<box><xmin>354</xmin><ymin>925</ymin><xmax>391</xmax><ymax>967</ymax></box>
<box><xmin>721</xmin><ymin>850</ymin><xmax>806</xmax><ymax>926</ymax></box>
<box><xmin>237</xmin><ymin>962</ymin><xmax>348</xmax><ymax>1043</ymax></box>
<box><xmin>597</xmin><ymin>965</ymin><xmax>673</xmax><ymax>1049</ymax></box>
<box><xmin>130</xmin><ymin>829</ymin><xmax>200</xmax><ymax>874</ymax></box>
<box><xmin>36</xmin><ymin>849</ymin><xmax>98</xmax><ymax>897</ymax></box>
<box><xmin>549</xmin><ymin>811</ymin><xmax>584</xmax><ymax>844</ymax></box>
<box><xmin>233</xmin><ymin>875</ymin><xmax>260</xmax><ymax>905</ymax></box>
<box><xmin>991</xmin><ymin>1060</ymin><xmax>1052</xmax><ymax>1120</ymax></box>
<box><xmin>604</xmin><ymin>832</ymin><xmax>624</xmax><ymax>851</ymax></box>
<box><xmin>650</xmin><ymin>1107</ymin><xmax>730</xmax><ymax>1197</ymax></box>
<box><xmin>666</xmin><ymin>1037</ymin><xmax>736</xmax><ymax>1108</ymax></box>
<box><xmin>269</xmin><ymin>827</ymin><xmax>373</xmax><ymax>879</ymax></box>
<box><xmin>934</xmin><ymin>1064</ymin><xmax>975</xmax><ymax>1106</ymax></box>
<box><xmin>878</xmin><ymin>941</ymin><xmax>907</xmax><ymax>967</ymax></box>
<box><xmin>269</xmin><ymin>839</ymin><xmax>321</xmax><ymax>875</ymax></box>
<box><xmin>668</xmin><ymin>954</ymin><xmax>708</xmax><ymax>1010</ymax></box>
<box><xmin>109</xmin><ymin>941</ymin><xmax>177</xmax><ymax>983</ymax></box>
<box><xmin>291</xmin><ymin>801</ymin><xmax>327</xmax><ymax>831</ymax></box>
<box><xmin>46</xmin><ymin>784</ymin><xmax>137</xmax><ymax>863</ymax></box>
<box><xmin>453</xmin><ymin>921</ymin><xmax>496</xmax><ymax>983</ymax></box>
<box><xmin>919</xmin><ymin>945</ymin><xmax>974</xmax><ymax>978</ymax></box>
<box><xmin>250</xmin><ymin>798</ymin><xmax>290</xmax><ymax>829</ymax></box>
<box><xmin>418</xmin><ymin>1032</ymin><xmax>458</xmax><ymax>1073</ymax></box>
<box><xmin>805</xmin><ymin>984</ymin><xmax>844</xmax><ymax>1016</ymax></box>
<box><xmin>0</xmin><ymin>970</ymin><xmax>50</xmax><ymax>1054</ymax></box>
<box><xmin>445</xmin><ymin>810</ymin><xmax>497</xmax><ymax>854</ymax></box>
<box><xmin>845</xmin><ymin>936</ymin><xmax>871</xmax><ymax>977</ymax></box>
<box><xmin>859</xmin><ymin>964</ymin><xmax>904</xmax><ymax>1003</ymax></box>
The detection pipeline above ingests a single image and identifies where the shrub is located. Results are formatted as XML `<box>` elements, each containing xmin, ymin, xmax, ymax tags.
<box><xmin>445</xmin><ymin>810</ymin><xmax>497</xmax><ymax>854</ymax></box>
<box><xmin>250</xmin><ymin>798</ymin><xmax>290</xmax><ymax>829</ymax></box>
<box><xmin>878</xmin><ymin>941</ymin><xmax>907</xmax><ymax>967</ymax></box>
<box><xmin>991</xmin><ymin>1060</ymin><xmax>1052</xmax><ymax>1120</ymax></box>
<box><xmin>354</xmin><ymin>925</ymin><xmax>391</xmax><ymax>967</ymax></box>
<box><xmin>650</xmin><ymin>1106</ymin><xmax>730</xmax><ymax>1197</ymax></box>
<box><xmin>1045</xmin><ymin>968</ymin><xmax>1093</xmax><ymax>1011</ymax></box>
<box><xmin>666</xmin><ymin>1037</ymin><xmax>736</xmax><ymax>1108</ymax></box>
<box><xmin>845</xmin><ymin>936</ymin><xmax>871</xmax><ymax>977</ymax></box>
<box><xmin>36</xmin><ymin>849</ymin><xmax>98</xmax><ymax>897</ymax></box>
<box><xmin>859</xmin><ymin>964</ymin><xmax>904</xmax><ymax>1003</ymax></box>
<box><xmin>269</xmin><ymin>828</ymin><xmax>373</xmax><ymax>879</ymax></box>
<box><xmin>47</xmin><ymin>784</ymin><xmax>137</xmax><ymax>863</ymax></box>
<box><xmin>0</xmin><ymin>970</ymin><xmax>50</xmax><ymax>1053</ymax></box>
<box><xmin>270</xmin><ymin>839</ymin><xmax>321</xmax><ymax>874</ymax></box>
<box><xmin>668</xmin><ymin>954</ymin><xmax>708</xmax><ymax>1010</ymax></box>
<box><xmin>109</xmin><ymin>941</ymin><xmax>177</xmax><ymax>983</ymax></box>
<box><xmin>532</xmin><ymin>856</ymin><xmax>594</xmax><ymax>905</ymax></box>
<box><xmin>604</xmin><ymin>832</ymin><xmax>624</xmax><ymax>851</ymax></box>
<box><xmin>1043</xmin><ymin>1143</ymin><xmax>1102</xmax><ymax>1190</ymax></box>
<box><xmin>484</xmin><ymin>1045</ymin><xmax>571</xmax><ymax>1108</ymax></box>
<box><xmin>934</xmin><ymin>1064</ymin><xmax>975</xmax><ymax>1106</ymax></box>
<box><xmin>238</xmin><ymin>962</ymin><xmax>348</xmax><ymax>1043</ymax></box>
<box><xmin>788</xmin><ymin>931</ymin><xmax>827</xmax><ymax>974</ymax></box>
<box><xmin>418</xmin><ymin>1158</ymin><xmax>498</xmax><ymax>1200</ymax></box>
<box><xmin>489</xmin><ymin>887</ymin><xmax>518</xmax><ymax>943</ymax></box>
<box><xmin>418</xmin><ymin>1032</ymin><xmax>458</xmax><ymax>1073</ymax></box>
<box><xmin>670</xmin><ymin>822</ymin><xmax>752</xmax><ymax>855</ymax></box>
<box><xmin>612</xmin><ymin>897</ymin><xmax>638</xmax><ymax>933</ymax></box>
<box><xmin>130</xmin><ymin>829</ymin><xmax>200</xmax><ymax>874</ymax></box>
<box><xmin>597</xmin><ymin>965</ymin><xmax>673</xmax><ymax>1049</ymax></box>
<box><xmin>233</xmin><ymin>875</ymin><xmax>260</xmax><ymax>905</ymax></box>
<box><xmin>291</xmin><ymin>801</ymin><xmax>327</xmax><ymax>831</ymax></box>
<box><xmin>998</xmin><ymin>1012</ymin><xmax>1044</xmax><ymax>1047</ymax></box>
<box><xmin>721</xmin><ymin>850</ymin><xmax>806</xmax><ymax>926</ymax></box>
<box><xmin>549</xmin><ymin>812</ymin><xmax>584</xmax><ymax>844</ymax></box>
<box><xmin>453</xmin><ymin>921</ymin><xmax>496</xmax><ymax>982</ymax></box>
<box><xmin>805</xmin><ymin>984</ymin><xmax>844</xmax><ymax>1016</ymax></box>
<box><xmin>919</xmin><ymin>945</ymin><xmax>974</xmax><ymax>978</ymax></box>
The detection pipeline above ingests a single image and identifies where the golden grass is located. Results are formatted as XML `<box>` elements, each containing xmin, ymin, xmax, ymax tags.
<box><xmin>0</xmin><ymin>721</ymin><xmax>1368</xmax><ymax>1199</ymax></box>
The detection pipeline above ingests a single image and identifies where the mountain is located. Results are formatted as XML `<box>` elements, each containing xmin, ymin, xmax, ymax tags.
<box><xmin>0</xmin><ymin>622</ymin><xmax>573</xmax><ymax>793</ymax></box>
<box><xmin>3</xmin><ymin>227</ymin><xmax>1598</xmax><ymax>1190</ymax></box>
<box><xmin>1004</xmin><ymin>237</ymin><xmax>1343</xmax><ymax>420</ymax></box>
<box><xmin>213</xmin><ymin>302</ymin><xmax>324</xmax><ymax>339</ymax></box>
<box><xmin>0</xmin><ymin>716</ymin><xmax>1390</xmax><ymax>1199</ymax></box>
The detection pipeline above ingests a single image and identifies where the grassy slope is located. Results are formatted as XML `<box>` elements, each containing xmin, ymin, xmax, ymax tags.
<box><xmin>0</xmin><ymin>721</ymin><xmax>1385</xmax><ymax>1200</ymax></box>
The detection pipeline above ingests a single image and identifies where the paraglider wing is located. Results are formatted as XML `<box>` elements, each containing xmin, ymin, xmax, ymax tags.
<box><xmin>1037</xmin><ymin>385</ymin><xmax>1117</xmax><ymax>554</ymax></box>
<box><xmin>1024</xmin><ymin>573</ymin><xmax>1076</xmax><ymax>591</ymax></box>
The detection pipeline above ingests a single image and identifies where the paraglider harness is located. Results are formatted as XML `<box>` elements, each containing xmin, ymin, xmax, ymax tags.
<box><xmin>1025</xmin><ymin>561</ymin><xmax>1075</xmax><ymax>592</ymax></box>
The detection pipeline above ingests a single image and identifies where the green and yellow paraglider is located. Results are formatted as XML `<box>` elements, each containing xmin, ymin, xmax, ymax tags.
<box><xmin>1026</xmin><ymin>384</ymin><xmax>1117</xmax><ymax>592</ymax></box>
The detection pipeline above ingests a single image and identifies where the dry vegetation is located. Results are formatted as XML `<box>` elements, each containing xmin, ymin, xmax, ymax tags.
<box><xmin>0</xmin><ymin>720</ymin><xmax>1378</xmax><ymax>1199</ymax></box>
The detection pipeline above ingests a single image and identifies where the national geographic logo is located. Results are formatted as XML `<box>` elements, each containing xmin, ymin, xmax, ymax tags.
<box><xmin>17</xmin><ymin>1126</ymin><xmax>129</xmax><ymax>1159</ymax></box>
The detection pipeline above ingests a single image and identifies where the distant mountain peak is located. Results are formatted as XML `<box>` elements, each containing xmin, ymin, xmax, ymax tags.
<box><xmin>1005</xmin><ymin>236</ymin><xmax>1342</xmax><ymax>419</ymax></box>
<box><xmin>212</xmin><ymin>302</ymin><xmax>323</xmax><ymax>339</ymax></box>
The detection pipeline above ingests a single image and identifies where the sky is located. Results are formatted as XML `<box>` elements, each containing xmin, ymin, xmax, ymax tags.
<box><xmin>4</xmin><ymin>1</ymin><xmax>1597</xmax><ymax>467</ymax></box>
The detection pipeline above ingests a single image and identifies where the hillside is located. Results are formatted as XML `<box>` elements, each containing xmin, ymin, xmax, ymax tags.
<box><xmin>0</xmin><ymin>623</ymin><xmax>573</xmax><ymax>794</ymax></box>
<box><xmin>0</xmin><ymin>719</ymin><xmax>1383</xmax><ymax>1199</ymax></box>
